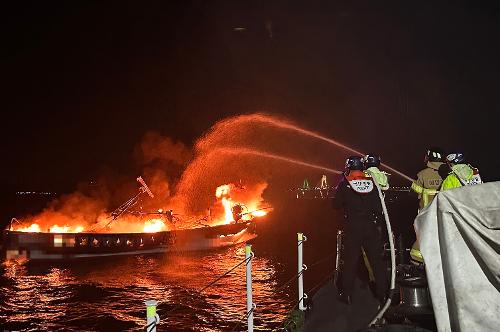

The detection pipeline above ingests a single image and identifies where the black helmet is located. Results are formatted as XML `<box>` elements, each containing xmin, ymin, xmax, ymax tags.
<box><xmin>426</xmin><ymin>147</ymin><xmax>444</xmax><ymax>162</ymax></box>
<box><xmin>363</xmin><ymin>153</ymin><xmax>381</xmax><ymax>168</ymax></box>
<box><xmin>345</xmin><ymin>156</ymin><xmax>364</xmax><ymax>171</ymax></box>
<box><xmin>446</xmin><ymin>152</ymin><xmax>466</xmax><ymax>164</ymax></box>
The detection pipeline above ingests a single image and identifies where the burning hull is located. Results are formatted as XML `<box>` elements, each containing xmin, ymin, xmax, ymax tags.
<box><xmin>2</xmin><ymin>222</ymin><xmax>257</xmax><ymax>261</ymax></box>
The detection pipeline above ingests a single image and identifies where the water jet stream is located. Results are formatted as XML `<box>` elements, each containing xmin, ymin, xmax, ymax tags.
<box><xmin>202</xmin><ymin>114</ymin><xmax>415</xmax><ymax>182</ymax></box>
<box><xmin>210</xmin><ymin>147</ymin><xmax>343</xmax><ymax>175</ymax></box>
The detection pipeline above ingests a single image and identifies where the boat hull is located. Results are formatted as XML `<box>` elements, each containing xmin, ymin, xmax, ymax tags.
<box><xmin>2</xmin><ymin>222</ymin><xmax>257</xmax><ymax>261</ymax></box>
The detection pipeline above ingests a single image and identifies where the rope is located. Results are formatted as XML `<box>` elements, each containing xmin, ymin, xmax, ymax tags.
<box><xmin>306</xmin><ymin>268</ymin><xmax>335</xmax><ymax>295</ymax></box>
<box><xmin>282</xmin><ymin>267</ymin><xmax>334</xmax><ymax>311</ymax></box>
<box><xmin>230</xmin><ymin>303</ymin><xmax>256</xmax><ymax>331</ymax></box>
<box><xmin>273</xmin><ymin>252</ymin><xmax>335</xmax><ymax>296</ymax></box>
<box><xmin>226</xmin><ymin>250</ymin><xmax>334</xmax><ymax>331</ymax></box>
<box><xmin>164</xmin><ymin>255</ymin><xmax>252</xmax><ymax>316</ymax></box>
<box><xmin>143</xmin><ymin>315</ymin><xmax>159</xmax><ymax>332</ymax></box>
<box><xmin>199</xmin><ymin>255</ymin><xmax>252</xmax><ymax>293</ymax></box>
<box><xmin>244</xmin><ymin>303</ymin><xmax>257</xmax><ymax>319</ymax></box>
<box><xmin>155</xmin><ymin>249</ymin><xmax>335</xmax><ymax>330</ymax></box>
<box><xmin>273</xmin><ymin>253</ymin><xmax>336</xmax><ymax>331</ymax></box>
<box><xmin>274</xmin><ymin>269</ymin><xmax>304</xmax><ymax>294</ymax></box>
<box><xmin>229</xmin><ymin>254</ymin><xmax>255</xmax><ymax>331</ymax></box>
<box><xmin>306</xmin><ymin>252</ymin><xmax>336</xmax><ymax>269</ymax></box>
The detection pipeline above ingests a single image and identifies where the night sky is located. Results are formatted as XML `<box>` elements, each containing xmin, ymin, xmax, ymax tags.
<box><xmin>3</xmin><ymin>1</ymin><xmax>500</xmax><ymax>194</ymax></box>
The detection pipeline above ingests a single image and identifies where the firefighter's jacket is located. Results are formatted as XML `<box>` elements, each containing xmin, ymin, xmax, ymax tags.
<box><xmin>365</xmin><ymin>167</ymin><xmax>389</xmax><ymax>190</ymax></box>
<box><xmin>411</xmin><ymin>161</ymin><xmax>444</xmax><ymax>209</ymax></box>
<box><xmin>332</xmin><ymin>170</ymin><xmax>383</xmax><ymax>221</ymax></box>
<box><xmin>441</xmin><ymin>164</ymin><xmax>482</xmax><ymax>191</ymax></box>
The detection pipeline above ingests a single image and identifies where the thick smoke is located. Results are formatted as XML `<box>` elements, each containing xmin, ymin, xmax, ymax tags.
<box><xmin>133</xmin><ymin>131</ymin><xmax>192</xmax><ymax>211</ymax></box>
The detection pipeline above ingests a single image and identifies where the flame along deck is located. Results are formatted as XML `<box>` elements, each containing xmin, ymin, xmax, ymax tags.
<box><xmin>2</xmin><ymin>221</ymin><xmax>257</xmax><ymax>261</ymax></box>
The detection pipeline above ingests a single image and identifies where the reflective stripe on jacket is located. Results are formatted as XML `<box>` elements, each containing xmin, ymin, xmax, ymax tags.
<box><xmin>412</xmin><ymin>161</ymin><xmax>443</xmax><ymax>209</ymax></box>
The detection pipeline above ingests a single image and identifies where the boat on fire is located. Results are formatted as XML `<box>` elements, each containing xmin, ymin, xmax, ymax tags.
<box><xmin>2</xmin><ymin>177</ymin><xmax>268</xmax><ymax>262</ymax></box>
<box><xmin>2</xmin><ymin>220</ymin><xmax>258</xmax><ymax>261</ymax></box>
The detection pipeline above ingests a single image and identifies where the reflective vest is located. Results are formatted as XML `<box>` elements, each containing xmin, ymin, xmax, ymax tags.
<box><xmin>441</xmin><ymin>164</ymin><xmax>482</xmax><ymax>191</ymax></box>
<box><xmin>364</xmin><ymin>167</ymin><xmax>389</xmax><ymax>190</ymax></box>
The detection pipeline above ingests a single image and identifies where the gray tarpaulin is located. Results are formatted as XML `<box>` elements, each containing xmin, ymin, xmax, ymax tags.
<box><xmin>415</xmin><ymin>181</ymin><xmax>500</xmax><ymax>332</ymax></box>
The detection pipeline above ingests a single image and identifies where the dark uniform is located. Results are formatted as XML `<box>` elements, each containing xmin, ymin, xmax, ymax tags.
<box><xmin>333</xmin><ymin>169</ymin><xmax>388</xmax><ymax>303</ymax></box>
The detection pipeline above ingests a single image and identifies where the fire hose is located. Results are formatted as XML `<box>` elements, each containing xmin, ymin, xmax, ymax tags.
<box><xmin>367</xmin><ymin>170</ymin><xmax>396</xmax><ymax>326</ymax></box>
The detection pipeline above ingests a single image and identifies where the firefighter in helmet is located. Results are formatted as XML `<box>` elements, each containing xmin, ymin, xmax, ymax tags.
<box><xmin>441</xmin><ymin>152</ymin><xmax>482</xmax><ymax>190</ymax></box>
<box><xmin>363</xmin><ymin>153</ymin><xmax>389</xmax><ymax>190</ymax></box>
<box><xmin>410</xmin><ymin>147</ymin><xmax>445</xmax><ymax>263</ymax></box>
<box><xmin>333</xmin><ymin>156</ymin><xmax>388</xmax><ymax>305</ymax></box>
<box><xmin>411</xmin><ymin>147</ymin><xmax>445</xmax><ymax>210</ymax></box>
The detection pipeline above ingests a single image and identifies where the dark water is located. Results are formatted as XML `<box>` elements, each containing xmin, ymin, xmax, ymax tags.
<box><xmin>0</xmin><ymin>213</ymin><xmax>338</xmax><ymax>332</ymax></box>
<box><xmin>0</xmin><ymin>243</ymin><xmax>306</xmax><ymax>331</ymax></box>
<box><xmin>0</xmin><ymin>196</ymin><xmax>415</xmax><ymax>331</ymax></box>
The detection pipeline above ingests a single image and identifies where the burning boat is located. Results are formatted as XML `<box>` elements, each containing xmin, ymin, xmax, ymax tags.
<box><xmin>2</xmin><ymin>177</ymin><xmax>270</xmax><ymax>262</ymax></box>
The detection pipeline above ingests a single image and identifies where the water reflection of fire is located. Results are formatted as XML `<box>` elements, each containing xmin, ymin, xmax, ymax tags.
<box><xmin>9</xmin><ymin>181</ymin><xmax>270</xmax><ymax>234</ymax></box>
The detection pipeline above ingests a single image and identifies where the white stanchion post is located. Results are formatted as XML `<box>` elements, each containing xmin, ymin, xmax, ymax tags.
<box><xmin>245</xmin><ymin>244</ymin><xmax>255</xmax><ymax>332</ymax></box>
<box><xmin>334</xmin><ymin>230</ymin><xmax>344</xmax><ymax>287</ymax></box>
<box><xmin>145</xmin><ymin>300</ymin><xmax>159</xmax><ymax>332</ymax></box>
<box><xmin>298</xmin><ymin>233</ymin><xmax>308</xmax><ymax>311</ymax></box>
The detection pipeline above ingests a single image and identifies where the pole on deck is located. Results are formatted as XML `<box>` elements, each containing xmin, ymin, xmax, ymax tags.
<box><xmin>145</xmin><ymin>299</ymin><xmax>159</xmax><ymax>332</ymax></box>
<box><xmin>298</xmin><ymin>233</ymin><xmax>308</xmax><ymax>311</ymax></box>
<box><xmin>245</xmin><ymin>244</ymin><xmax>255</xmax><ymax>332</ymax></box>
<box><xmin>334</xmin><ymin>230</ymin><xmax>344</xmax><ymax>289</ymax></box>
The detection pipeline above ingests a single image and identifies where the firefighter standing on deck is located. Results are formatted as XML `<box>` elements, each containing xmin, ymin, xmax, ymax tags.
<box><xmin>409</xmin><ymin>147</ymin><xmax>445</xmax><ymax>263</ymax></box>
<box><xmin>411</xmin><ymin>147</ymin><xmax>445</xmax><ymax>210</ymax></box>
<box><xmin>333</xmin><ymin>156</ymin><xmax>388</xmax><ymax>305</ymax></box>
<box><xmin>363</xmin><ymin>153</ymin><xmax>389</xmax><ymax>190</ymax></box>
<box><xmin>441</xmin><ymin>152</ymin><xmax>482</xmax><ymax>190</ymax></box>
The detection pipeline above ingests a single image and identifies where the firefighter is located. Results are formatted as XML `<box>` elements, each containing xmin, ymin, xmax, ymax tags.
<box><xmin>441</xmin><ymin>152</ymin><xmax>482</xmax><ymax>190</ymax></box>
<box><xmin>363</xmin><ymin>153</ymin><xmax>389</xmax><ymax>190</ymax></box>
<box><xmin>411</xmin><ymin>147</ymin><xmax>445</xmax><ymax>210</ymax></box>
<box><xmin>333</xmin><ymin>156</ymin><xmax>388</xmax><ymax>305</ymax></box>
<box><xmin>410</xmin><ymin>147</ymin><xmax>445</xmax><ymax>264</ymax></box>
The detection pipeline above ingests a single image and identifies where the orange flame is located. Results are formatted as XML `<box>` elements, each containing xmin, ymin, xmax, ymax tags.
<box><xmin>16</xmin><ymin>223</ymin><xmax>41</xmax><ymax>232</ymax></box>
<box><xmin>214</xmin><ymin>183</ymin><xmax>270</xmax><ymax>225</ymax></box>
<box><xmin>215</xmin><ymin>184</ymin><xmax>234</xmax><ymax>224</ymax></box>
<box><xmin>251</xmin><ymin>210</ymin><xmax>267</xmax><ymax>217</ymax></box>
<box><xmin>49</xmin><ymin>225</ymin><xmax>70</xmax><ymax>233</ymax></box>
<box><xmin>10</xmin><ymin>181</ymin><xmax>270</xmax><ymax>233</ymax></box>
<box><xmin>143</xmin><ymin>219</ymin><xmax>166</xmax><ymax>233</ymax></box>
<box><xmin>12</xmin><ymin>223</ymin><xmax>85</xmax><ymax>233</ymax></box>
